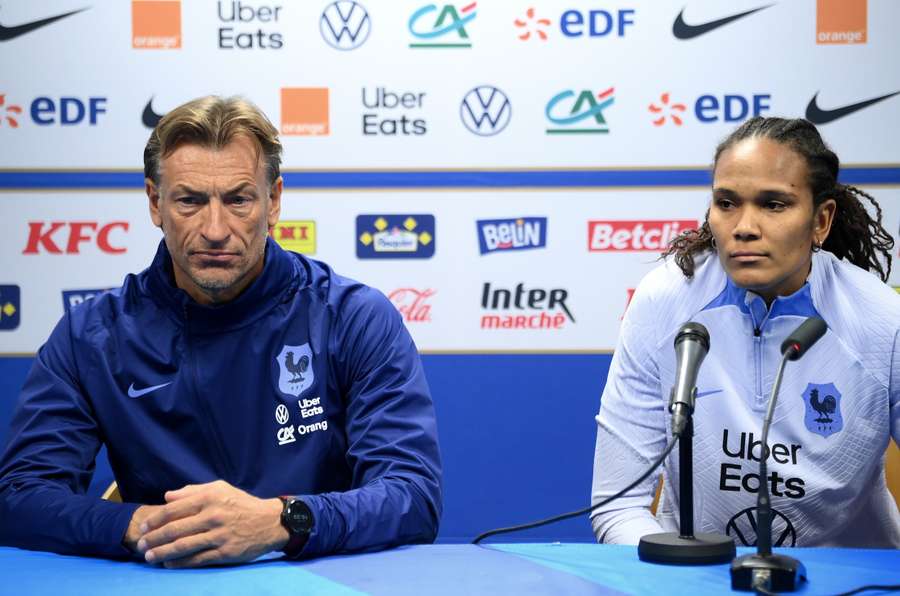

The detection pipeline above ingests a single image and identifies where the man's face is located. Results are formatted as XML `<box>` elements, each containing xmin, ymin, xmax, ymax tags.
<box><xmin>147</xmin><ymin>135</ymin><xmax>282</xmax><ymax>305</ymax></box>
<box><xmin>709</xmin><ymin>137</ymin><xmax>834</xmax><ymax>304</ymax></box>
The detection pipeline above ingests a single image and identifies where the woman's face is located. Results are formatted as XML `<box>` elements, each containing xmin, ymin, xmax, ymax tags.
<box><xmin>709</xmin><ymin>137</ymin><xmax>835</xmax><ymax>303</ymax></box>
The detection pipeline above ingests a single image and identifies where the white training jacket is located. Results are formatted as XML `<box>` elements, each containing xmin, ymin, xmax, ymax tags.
<box><xmin>591</xmin><ymin>250</ymin><xmax>900</xmax><ymax>548</ymax></box>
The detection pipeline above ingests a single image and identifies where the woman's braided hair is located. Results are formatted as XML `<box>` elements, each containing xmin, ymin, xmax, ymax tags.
<box><xmin>663</xmin><ymin>117</ymin><xmax>894</xmax><ymax>281</ymax></box>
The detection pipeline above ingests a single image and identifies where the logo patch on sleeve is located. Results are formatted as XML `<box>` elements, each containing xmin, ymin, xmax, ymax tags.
<box><xmin>801</xmin><ymin>382</ymin><xmax>843</xmax><ymax>438</ymax></box>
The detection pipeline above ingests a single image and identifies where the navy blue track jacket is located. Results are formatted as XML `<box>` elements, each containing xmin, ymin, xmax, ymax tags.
<box><xmin>0</xmin><ymin>238</ymin><xmax>443</xmax><ymax>558</ymax></box>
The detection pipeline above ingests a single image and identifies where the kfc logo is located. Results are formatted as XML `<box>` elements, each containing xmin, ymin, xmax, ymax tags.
<box><xmin>588</xmin><ymin>219</ymin><xmax>697</xmax><ymax>252</ymax></box>
<box><xmin>22</xmin><ymin>222</ymin><xmax>129</xmax><ymax>254</ymax></box>
<box><xmin>388</xmin><ymin>288</ymin><xmax>434</xmax><ymax>323</ymax></box>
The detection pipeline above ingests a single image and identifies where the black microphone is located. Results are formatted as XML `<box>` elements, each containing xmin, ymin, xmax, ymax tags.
<box><xmin>780</xmin><ymin>317</ymin><xmax>827</xmax><ymax>360</ymax></box>
<box><xmin>669</xmin><ymin>322</ymin><xmax>710</xmax><ymax>436</ymax></box>
<box><xmin>639</xmin><ymin>321</ymin><xmax>735</xmax><ymax>565</ymax></box>
<box><xmin>731</xmin><ymin>317</ymin><xmax>827</xmax><ymax>593</ymax></box>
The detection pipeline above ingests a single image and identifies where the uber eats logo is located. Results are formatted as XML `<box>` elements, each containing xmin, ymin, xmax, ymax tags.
<box><xmin>217</xmin><ymin>1</ymin><xmax>284</xmax><ymax>49</ymax></box>
<box><xmin>361</xmin><ymin>87</ymin><xmax>427</xmax><ymax>136</ymax></box>
<box><xmin>719</xmin><ymin>428</ymin><xmax>805</xmax><ymax>499</ymax></box>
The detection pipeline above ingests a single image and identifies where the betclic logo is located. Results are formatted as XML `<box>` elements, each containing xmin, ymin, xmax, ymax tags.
<box><xmin>0</xmin><ymin>94</ymin><xmax>108</xmax><ymax>128</ymax></box>
<box><xmin>23</xmin><ymin>222</ymin><xmax>129</xmax><ymax>254</ymax></box>
<box><xmin>588</xmin><ymin>220</ymin><xmax>697</xmax><ymax>252</ymax></box>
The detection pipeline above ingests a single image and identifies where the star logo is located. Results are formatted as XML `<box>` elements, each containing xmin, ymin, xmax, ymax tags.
<box><xmin>648</xmin><ymin>92</ymin><xmax>686</xmax><ymax>126</ymax></box>
<box><xmin>0</xmin><ymin>94</ymin><xmax>23</xmax><ymax>127</ymax></box>
<box><xmin>514</xmin><ymin>7</ymin><xmax>550</xmax><ymax>41</ymax></box>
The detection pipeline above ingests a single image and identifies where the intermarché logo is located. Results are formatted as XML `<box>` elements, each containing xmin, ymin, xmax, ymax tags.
<box><xmin>409</xmin><ymin>2</ymin><xmax>476</xmax><ymax>48</ymax></box>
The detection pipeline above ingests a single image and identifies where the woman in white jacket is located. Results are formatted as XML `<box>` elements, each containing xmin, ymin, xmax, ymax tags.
<box><xmin>590</xmin><ymin>117</ymin><xmax>899</xmax><ymax>548</ymax></box>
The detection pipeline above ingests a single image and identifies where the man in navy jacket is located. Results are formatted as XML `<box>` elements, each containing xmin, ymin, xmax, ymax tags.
<box><xmin>0</xmin><ymin>96</ymin><xmax>442</xmax><ymax>567</ymax></box>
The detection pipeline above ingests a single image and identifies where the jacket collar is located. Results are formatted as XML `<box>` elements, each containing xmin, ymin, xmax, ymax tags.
<box><xmin>144</xmin><ymin>236</ymin><xmax>302</xmax><ymax>333</ymax></box>
<box><xmin>702</xmin><ymin>257</ymin><xmax>822</xmax><ymax>331</ymax></box>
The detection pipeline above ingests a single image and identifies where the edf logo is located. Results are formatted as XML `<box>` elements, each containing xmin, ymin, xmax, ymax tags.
<box><xmin>560</xmin><ymin>8</ymin><xmax>635</xmax><ymax>37</ymax></box>
<box><xmin>0</xmin><ymin>95</ymin><xmax>108</xmax><ymax>127</ymax></box>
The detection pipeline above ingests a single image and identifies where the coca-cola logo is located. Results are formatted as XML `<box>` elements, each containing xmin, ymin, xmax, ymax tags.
<box><xmin>388</xmin><ymin>288</ymin><xmax>434</xmax><ymax>323</ymax></box>
<box><xmin>588</xmin><ymin>219</ymin><xmax>698</xmax><ymax>252</ymax></box>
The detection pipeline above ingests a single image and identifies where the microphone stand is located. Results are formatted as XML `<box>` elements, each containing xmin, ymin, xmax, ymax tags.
<box><xmin>731</xmin><ymin>350</ymin><xmax>807</xmax><ymax>591</ymax></box>
<box><xmin>638</xmin><ymin>398</ymin><xmax>736</xmax><ymax>565</ymax></box>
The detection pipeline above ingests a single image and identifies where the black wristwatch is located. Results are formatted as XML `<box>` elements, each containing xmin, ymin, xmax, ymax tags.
<box><xmin>278</xmin><ymin>496</ymin><xmax>314</xmax><ymax>557</ymax></box>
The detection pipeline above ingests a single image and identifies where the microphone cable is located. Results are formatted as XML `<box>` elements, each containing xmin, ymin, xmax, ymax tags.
<box><xmin>472</xmin><ymin>430</ymin><xmax>681</xmax><ymax>544</ymax></box>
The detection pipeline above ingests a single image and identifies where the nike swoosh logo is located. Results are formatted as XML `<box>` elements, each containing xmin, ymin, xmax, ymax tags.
<box><xmin>696</xmin><ymin>389</ymin><xmax>723</xmax><ymax>398</ymax></box>
<box><xmin>142</xmin><ymin>98</ymin><xmax>164</xmax><ymax>129</ymax></box>
<box><xmin>0</xmin><ymin>8</ymin><xmax>88</xmax><ymax>42</ymax></box>
<box><xmin>127</xmin><ymin>382</ymin><xmax>172</xmax><ymax>399</ymax></box>
<box><xmin>672</xmin><ymin>4</ymin><xmax>773</xmax><ymax>40</ymax></box>
<box><xmin>805</xmin><ymin>91</ymin><xmax>900</xmax><ymax>125</ymax></box>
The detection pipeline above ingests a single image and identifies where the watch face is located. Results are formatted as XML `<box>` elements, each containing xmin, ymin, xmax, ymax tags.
<box><xmin>286</xmin><ymin>499</ymin><xmax>313</xmax><ymax>534</ymax></box>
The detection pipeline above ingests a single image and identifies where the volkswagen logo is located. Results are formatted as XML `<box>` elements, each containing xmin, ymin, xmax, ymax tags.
<box><xmin>320</xmin><ymin>1</ymin><xmax>371</xmax><ymax>50</ymax></box>
<box><xmin>275</xmin><ymin>404</ymin><xmax>290</xmax><ymax>425</ymax></box>
<box><xmin>726</xmin><ymin>506</ymin><xmax>797</xmax><ymax>547</ymax></box>
<box><xmin>460</xmin><ymin>86</ymin><xmax>512</xmax><ymax>136</ymax></box>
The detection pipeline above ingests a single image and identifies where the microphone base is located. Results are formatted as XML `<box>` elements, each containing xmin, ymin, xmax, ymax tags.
<box><xmin>730</xmin><ymin>553</ymin><xmax>807</xmax><ymax>592</ymax></box>
<box><xmin>638</xmin><ymin>532</ymin><xmax>735</xmax><ymax>565</ymax></box>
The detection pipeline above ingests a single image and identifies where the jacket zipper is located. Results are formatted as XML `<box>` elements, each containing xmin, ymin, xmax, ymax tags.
<box><xmin>183</xmin><ymin>305</ymin><xmax>235</xmax><ymax>481</ymax></box>
<box><xmin>753</xmin><ymin>326</ymin><xmax>763</xmax><ymax>403</ymax></box>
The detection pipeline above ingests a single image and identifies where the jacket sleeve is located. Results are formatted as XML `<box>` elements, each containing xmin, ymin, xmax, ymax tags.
<box><xmin>0</xmin><ymin>314</ymin><xmax>139</xmax><ymax>557</ymax></box>
<box><xmin>298</xmin><ymin>286</ymin><xmax>442</xmax><ymax>557</ymax></box>
<box><xmin>590</xmin><ymin>277</ymin><xmax>668</xmax><ymax>544</ymax></box>
<box><xmin>890</xmin><ymin>327</ymin><xmax>900</xmax><ymax>447</ymax></box>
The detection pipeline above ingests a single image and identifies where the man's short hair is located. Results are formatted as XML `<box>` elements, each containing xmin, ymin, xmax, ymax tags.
<box><xmin>143</xmin><ymin>95</ymin><xmax>283</xmax><ymax>187</ymax></box>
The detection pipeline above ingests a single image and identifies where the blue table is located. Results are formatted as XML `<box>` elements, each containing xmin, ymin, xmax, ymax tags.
<box><xmin>1</xmin><ymin>544</ymin><xmax>897</xmax><ymax>595</ymax></box>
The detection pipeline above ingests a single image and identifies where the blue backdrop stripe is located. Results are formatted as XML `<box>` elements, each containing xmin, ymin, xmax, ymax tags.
<box><xmin>1</xmin><ymin>167</ymin><xmax>899</xmax><ymax>189</ymax></box>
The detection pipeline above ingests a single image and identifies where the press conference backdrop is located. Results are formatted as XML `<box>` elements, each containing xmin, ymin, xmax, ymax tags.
<box><xmin>0</xmin><ymin>1</ymin><xmax>898</xmax><ymax>543</ymax></box>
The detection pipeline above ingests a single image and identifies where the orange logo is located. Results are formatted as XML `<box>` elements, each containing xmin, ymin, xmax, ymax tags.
<box><xmin>132</xmin><ymin>0</ymin><xmax>182</xmax><ymax>49</ymax></box>
<box><xmin>816</xmin><ymin>0</ymin><xmax>866</xmax><ymax>44</ymax></box>
<box><xmin>281</xmin><ymin>88</ymin><xmax>329</xmax><ymax>136</ymax></box>
<box><xmin>0</xmin><ymin>94</ymin><xmax>23</xmax><ymax>128</ymax></box>
<box><xmin>270</xmin><ymin>221</ymin><xmax>316</xmax><ymax>254</ymax></box>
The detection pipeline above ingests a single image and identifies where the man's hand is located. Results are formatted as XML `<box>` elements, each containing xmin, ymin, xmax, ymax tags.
<box><xmin>130</xmin><ymin>480</ymin><xmax>290</xmax><ymax>568</ymax></box>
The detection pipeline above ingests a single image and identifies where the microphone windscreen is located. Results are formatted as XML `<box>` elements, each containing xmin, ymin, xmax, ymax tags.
<box><xmin>674</xmin><ymin>321</ymin><xmax>710</xmax><ymax>350</ymax></box>
<box><xmin>780</xmin><ymin>317</ymin><xmax>827</xmax><ymax>360</ymax></box>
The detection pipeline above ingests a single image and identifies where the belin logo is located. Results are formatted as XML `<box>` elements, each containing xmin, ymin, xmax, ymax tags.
<box><xmin>409</xmin><ymin>2</ymin><xmax>476</xmax><ymax>48</ymax></box>
<box><xmin>460</xmin><ymin>86</ymin><xmax>511</xmax><ymax>136</ymax></box>
<box><xmin>546</xmin><ymin>88</ymin><xmax>614</xmax><ymax>134</ymax></box>
<box><xmin>320</xmin><ymin>1</ymin><xmax>371</xmax><ymax>50</ymax></box>
<box><xmin>477</xmin><ymin>217</ymin><xmax>547</xmax><ymax>255</ymax></box>
<box><xmin>132</xmin><ymin>0</ymin><xmax>181</xmax><ymax>49</ymax></box>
